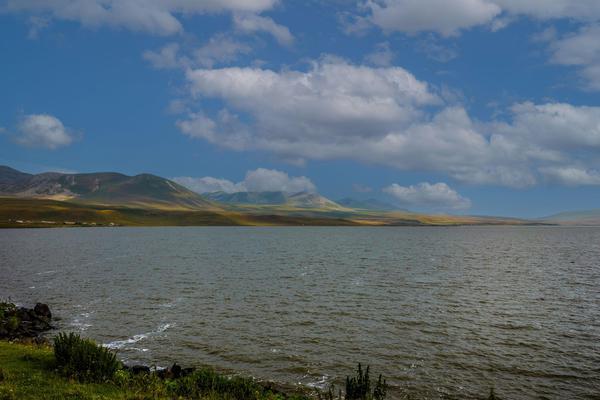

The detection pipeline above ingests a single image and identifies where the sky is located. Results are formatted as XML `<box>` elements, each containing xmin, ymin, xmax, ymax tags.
<box><xmin>1</xmin><ymin>0</ymin><xmax>600</xmax><ymax>218</ymax></box>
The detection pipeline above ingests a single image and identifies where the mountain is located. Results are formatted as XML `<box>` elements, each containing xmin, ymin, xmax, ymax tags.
<box><xmin>204</xmin><ymin>190</ymin><xmax>344</xmax><ymax>209</ymax></box>
<box><xmin>0</xmin><ymin>166</ymin><xmax>217</xmax><ymax>210</ymax></box>
<box><xmin>204</xmin><ymin>191</ymin><xmax>288</xmax><ymax>205</ymax></box>
<box><xmin>286</xmin><ymin>192</ymin><xmax>343</xmax><ymax>209</ymax></box>
<box><xmin>541</xmin><ymin>209</ymin><xmax>600</xmax><ymax>225</ymax></box>
<box><xmin>336</xmin><ymin>197</ymin><xmax>400</xmax><ymax>211</ymax></box>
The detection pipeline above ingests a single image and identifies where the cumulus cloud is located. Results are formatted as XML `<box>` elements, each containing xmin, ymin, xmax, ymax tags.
<box><xmin>16</xmin><ymin>114</ymin><xmax>74</xmax><ymax>149</ymax></box>
<box><xmin>182</xmin><ymin>58</ymin><xmax>439</xmax><ymax>152</ymax></box>
<box><xmin>3</xmin><ymin>0</ymin><xmax>279</xmax><ymax>36</ymax></box>
<box><xmin>233</xmin><ymin>13</ymin><xmax>294</xmax><ymax>46</ymax></box>
<box><xmin>355</xmin><ymin>0</ymin><xmax>600</xmax><ymax>36</ymax></box>
<box><xmin>363</xmin><ymin>0</ymin><xmax>501</xmax><ymax>37</ymax></box>
<box><xmin>547</xmin><ymin>25</ymin><xmax>600</xmax><ymax>91</ymax></box>
<box><xmin>173</xmin><ymin>168</ymin><xmax>316</xmax><ymax>194</ymax></box>
<box><xmin>540</xmin><ymin>166</ymin><xmax>600</xmax><ymax>186</ymax></box>
<box><xmin>383</xmin><ymin>182</ymin><xmax>471</xmax><ymax>210</ymax></box>
<box><xmin>174</xmin><ymin>57</ymin><xmax>600</xmax><ymax>188</ymax></box>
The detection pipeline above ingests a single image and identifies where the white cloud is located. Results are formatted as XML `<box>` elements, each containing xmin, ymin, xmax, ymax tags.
<box><xmin>233</xmin><ymin>13</ymin><xmax>293</xmax><ymax>46</ymax></box>
<box><xmin>357</xmin><ymin>0</ymin><xmax>600</xmax><ymax>36</ymax></box>
<box><xmin>183</xmin><ymin>58</ymin><xmax>439</xmax><ymax>152</ymax></box>
<box><xmin>417</xmin><ymin>36</ymin><xmax>458</xmax><ymax>62</ymax></box>
<box><xmin>194</xmin><ymin>34</ymin><xmax>252</xmax><ymax>68</ymax></box>
<box><xmin>364</xmin><ymin>0</ymin><xmax>501</xmax><ymax>37</ymax></box>
<box><xmin>494</xmin><ymin>0</ymin><xmax>600</xmax><ymax>21</ymax></box>
<box><xmin>495</xmin><ymin>102</ymin><xmax>600</xmax><ymax>150</ymax></box>
<box><xmin>143</xmin><ymin>34</ymin><xmax>252</xmax><ymax>71</ymax></box>
<box><xmin>540</xmin><ymin>166</ymin><xmax>600</xmax><ymax>186</ymax></box>
<box><xmin>173</xmin><ymin>168</ymin><xmax>316</xmax><ymax>194</ymax></box>
<box><xmin>383</xmin><ymin>182</ymin><xmax>471</xmax><ymax>210</ymax></box>
<box><xmin>176</xmin><ymin>58</ymin><xmax>600</xmax><ymax>187</ymax></box>
<box><xmin>548</xmin><ymin>25</ymin><xmax>600</xmax><ymax>91</ymax></box>
<box><xmin>364</xmin><ymin>42</ymin><xmax>394</xmax><ymax>66</ymax></box>
<box><xmin>16</xmin><ymin>114</ymin><xmax>74</xmax><ymax>149</ymax></box>
<box><xmin>3</xmin><ymin>0</ymin><xmax>280</xmax><ymax>36</ymax></box>
<box><xmin>243</xmin><ymin>168</ymin><xmax>315</xmax><ymax>193</ymax></box>
<box><xmin>143</xmin><ymin>42</ymin><xmax>185</xmax><ymax>69</ymax></box>
<box><xmin>172</xmin><ymin>176</ymin><xmax>244</xmax><ymax>193</ymax></box>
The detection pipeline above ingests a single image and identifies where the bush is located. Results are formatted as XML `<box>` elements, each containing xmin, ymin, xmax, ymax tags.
<box><xmin>53</xmin><ymin>332</ymin><xmax>121</xmax><ymax>382</ymax></box>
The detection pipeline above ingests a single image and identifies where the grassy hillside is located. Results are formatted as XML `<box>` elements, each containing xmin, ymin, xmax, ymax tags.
<box><xmin>0</xmin><ymin>197</ymin><xmax>361</xmax><ymax>228</ymax></box>
<box><xmin>0</xmin><ymin>197</ymin><xmax>537</xmax><ymax>228</ymax></box>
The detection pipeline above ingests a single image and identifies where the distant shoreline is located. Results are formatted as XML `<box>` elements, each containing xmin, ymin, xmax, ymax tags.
<box><xmin>0</xmin><ymin>197</ymin><xmax>547</xmax><ymax>228</ymax></box>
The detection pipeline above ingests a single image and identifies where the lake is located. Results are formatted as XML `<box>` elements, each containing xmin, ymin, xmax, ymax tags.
<box><xmin>1</xmin><ymin>227</ymin><xmax>599</xmax><ymax>399</ymax></box>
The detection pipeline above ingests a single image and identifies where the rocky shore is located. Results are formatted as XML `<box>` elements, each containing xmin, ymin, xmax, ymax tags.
<box><xmin>0</xmin><ymin>302</ymin><xmax>53</xmax><ymax>341</ymax></box>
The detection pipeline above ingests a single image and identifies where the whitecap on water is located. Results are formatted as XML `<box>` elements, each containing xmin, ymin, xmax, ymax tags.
<box><xmin>103</xmin><ymin>323</ymin><xmax>173</xmax><ymax>350</ymax></box>
<box><xmin>304</xmin><ymin>375</ymin><xmax>330</xmax><ymax>390</ymax></box>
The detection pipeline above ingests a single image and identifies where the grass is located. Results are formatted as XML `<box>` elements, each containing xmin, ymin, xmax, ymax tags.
<box><xmin>0</xmin><ymin>341</ymin><xmax>127</xmax><ymax>400</ymax></box>
<box><xmin>54</xmin><ymin>333</ymin><xmax>120</xmax><ymax>382</ymax></box>
<box><xmin>0</xmin><ymin>197</ymin><xmax>539</xmax><ymax>228</ymax></box>
<box><xmin>0</xmin><ymin>340</ymin><xmax>312</xmax><ymax>400</ymax></box>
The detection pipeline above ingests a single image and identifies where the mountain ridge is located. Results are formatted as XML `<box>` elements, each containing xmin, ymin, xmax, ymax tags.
<box><xmin>204</xmin><ymin>190</ymin><xmax>345</xmax><ymax>210</ymax></box>
<box><xmin>0</xmin><ymin>166</ymin><xmax>218</xmax><ymax>210</ymax></box>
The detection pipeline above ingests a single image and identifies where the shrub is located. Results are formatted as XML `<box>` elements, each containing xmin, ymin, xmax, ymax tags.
<box><xmin>53</xmin><ymin>332</ymin><xmax>120</xmax><ymax>382</ymax></box>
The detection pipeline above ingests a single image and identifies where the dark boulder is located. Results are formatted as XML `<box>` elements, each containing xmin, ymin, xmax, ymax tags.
<box><xmin>34</xmin><ymin>303</ymin><xmax>52</xmax><ymax>320</ymax></box>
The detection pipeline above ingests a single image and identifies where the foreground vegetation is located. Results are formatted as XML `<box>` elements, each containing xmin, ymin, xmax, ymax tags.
<box><xmin>0</xmin><ymin>335</ymin><xmax>393</xmax><ymax>400</ymax></box>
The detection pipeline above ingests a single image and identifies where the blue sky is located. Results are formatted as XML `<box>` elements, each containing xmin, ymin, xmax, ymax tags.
<box><xmin>1</xmin><ymin>0</ymin><xmax>600</xmax><ymax>217</ymax></box>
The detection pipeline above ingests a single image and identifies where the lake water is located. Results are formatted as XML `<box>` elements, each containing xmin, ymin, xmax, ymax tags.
<box><xmin>1</xmin><ymin>227</ymin><xmax>599</xmax><ymax>399</ymax></box>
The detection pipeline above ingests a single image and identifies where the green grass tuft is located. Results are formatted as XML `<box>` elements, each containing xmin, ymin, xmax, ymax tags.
<box><xmin>54</xmin><ymin>332</ymin><xmax>121</xmax><ymax>382</ymax></box>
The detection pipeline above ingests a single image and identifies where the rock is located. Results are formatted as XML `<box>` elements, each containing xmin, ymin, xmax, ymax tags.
<box><xmin>156</xmin><ymin>368</ymin><xmax>168</xmax><ymax>379</ymax></box>
<box><xmin>34</xmin><ymin>303</ymin><xmax>52</xmax><ymax>320</ymax></box>
<box><xmin>130</xmin><ymin>365</ymin><xmax>151</xmax><ymax>375</ymax></box>
<box><xmin>171</xmin><ymin>363</ymin><xmax>182</xmax><ymax>379</ymax></box>
<box><xmin>0</xmin><ymin>302</ymin><xmax>53</xmax><ymax>340</ymax></box>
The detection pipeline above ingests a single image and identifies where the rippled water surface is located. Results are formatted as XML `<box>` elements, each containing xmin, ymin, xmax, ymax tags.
<box><xmin>1</xmin><ymin>227</ymin><xmax>599</xmax><ymax>399</ymax></box>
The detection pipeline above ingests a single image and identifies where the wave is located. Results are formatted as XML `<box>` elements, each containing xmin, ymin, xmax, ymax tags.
<box><xmin>103</xmin><ymin>323</ymin><xmax>172</xmax><ymax>350</ymax></box>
